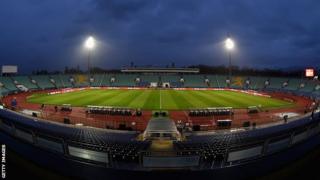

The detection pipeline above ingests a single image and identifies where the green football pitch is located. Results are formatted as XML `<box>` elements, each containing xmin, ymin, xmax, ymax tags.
<box><xmin>27</xmin><ymin>89</ymin><xmax>293</xmax><ymax>110</ymax></box>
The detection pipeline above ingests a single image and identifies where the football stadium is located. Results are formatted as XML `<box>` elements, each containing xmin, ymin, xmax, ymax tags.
<box><xmin>1</xmin><ymin>1</ymin><xmax>320</xmax><ymax>180</ymax></box>
<box><xmin>1</xmin><ymin>66</ymin><xmax>320</xmax><ymax>179</ymax></box>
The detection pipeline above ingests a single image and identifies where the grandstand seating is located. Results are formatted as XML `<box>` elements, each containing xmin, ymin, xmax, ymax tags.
<box><xmin>268</xmin><ymin>77</ymin><xmax>288</xmax><ymax>89</ymax></box>
<box><xmin>0</xmin><ymin>74</ymin><xmax>319</xmax><ymax>97</ymax></box>
<box><xmin>0</xmin><ymin>88</ymin><xmax>10</xmax><ymax>96</ymax></box>
<box><xmin>67</xmin><ymin>128</ymin><xmax>149</xmax><ymax>162</ymax></box>
<box><xmin>100</xmin><ymin>74</ymin><xmax>112</xmax><ymax>86</ymax></box>
<box><xmin>215</xmin><ymin>75</ymin><xmax>228</xmax><ymax>88</ymax></box>
<box><xmin>91</xmin><ymin>74</ymin><xmax>104</xmax><ymax>87</ymax></box>
<box><xmin>12</xmin><ymin>76</ymin><xmax>38</xmax><ymax>89</ymax></box>
<box><xmin>174</xmin><ymin>113</ymin><xmax>320</xmax><ymax>165</ymax></box>
<box><xmin>206</xmin><ymin>75</ymin><xmax>219</xmax><ymax>88</ymax></box>
<box><xmin>230</xmin><ymin>76</ymin><xmax>246</xmax><ymax>89</ymax></box>
<box><xmin>0</xmin><ymin>76</ymin><xmax>17</xmax><ymax>91</ymax></box>
<box><xmin>140</xmin><ymin>75</ymin><xmax>159</xmax><ymax>83</ymax></box>
<box><xmin>299</xmin><ymin>80</ymin><xmax>317</xmax><ymax>92</ymax></box>
<box><xmin>0</xmin><ymin>74</ymin><xmax>320</xmax><ymax>178</ymax></box>
<box><xmin>49</xmin><ymin>75</ymin><xmax>63</xmax><ymax>88</ymax></box>
<box><xmin>73</xmin><ymin>74</ymin><xmax>89</xmax><ymax>87</ymax></box>
<box><xmin>0</xmin><ymin>109</ymin><xmax>150</xmax><ymax>163</ymax></box>
<box><xmin>284</xmin><ymin>78</ymin><xmax>302</xmax><ymax>91</ymax></box>
<box><xmin>31</xmin><ymin>75</ymin><xmax>55</xmax><ymax>89</ymax></box>
<box><xmin>161</xmin><ymin>75</ymin><xmax>179</xmax><ymax>83</ymax></box>
<box><xmin>313</xmin><ymin>90</ymin><xmax>320</xmax><ymax>96</ymax></box>
<box><xmin>59</xmin><ymin>75</ymin><xmax>73</xmax><ymax>87</ymax></box>
<box><xmin>183</xmin><ymin>75</ymin><xmax>207</xmax><ymax>88</ymax></box>
<box><xmin>247</xmin><ymin>76</ymin><xmax>267</xmax><ymax>90</ymax></box>
<box><xmin>112</xmin><ymin>74</ymin><xmax>136</xmax><ymax>87</ymax></box>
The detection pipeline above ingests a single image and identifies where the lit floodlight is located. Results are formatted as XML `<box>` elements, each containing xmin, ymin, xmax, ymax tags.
<box><xmin>225</xmin><ymin>38</ymin><xmax>234</xmax><ymax>50</ymax></box>
<box><xmin>85</xmin><ymin>36</ymin><xmax>95</xmax><ymax>50</ymax></box>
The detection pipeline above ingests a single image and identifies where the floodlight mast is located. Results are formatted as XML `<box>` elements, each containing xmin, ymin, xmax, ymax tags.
<box><xmin>85</xmin><ymin>36</ymin><xmax>95</xmax><ymax>80</ymax></box>
<box><xmin>225</xmin><ymin>37</ymin><xmax>234</xmax><ymax>79</ymax></box>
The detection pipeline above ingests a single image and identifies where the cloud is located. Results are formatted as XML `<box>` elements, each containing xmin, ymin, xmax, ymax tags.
<box><xmin>0</xmin><ymin>0</ymin><xmax>319</xmax><ymax>73</ymax></box>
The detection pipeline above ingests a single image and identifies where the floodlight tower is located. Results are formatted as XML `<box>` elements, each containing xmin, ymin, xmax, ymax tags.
<box><xmin>225</xmin><ymin>37</ymin><xmax>235</xmax><ymax>79</ymax></box>
<box><xmin>84</xmin><ymin>36</ymin><xmax>95</xmax><ymax>79</ymax></box>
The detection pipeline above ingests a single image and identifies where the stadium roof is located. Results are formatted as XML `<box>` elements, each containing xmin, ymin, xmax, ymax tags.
<box><xmin>121</xmin><ymin>67</ymin><xmax>199</xmax><ymax>73</ymax></box>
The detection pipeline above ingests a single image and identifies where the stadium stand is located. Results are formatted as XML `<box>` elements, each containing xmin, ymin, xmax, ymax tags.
<box><xmin>112</xmin><ymin>74</ymin><xmax>136</xmax><ymax>87</ymax></box>
<box><xmin>0</xmin><ymin>73</ymin><xmax>320</xmax><ymax>179</ymax></box>
<box><xmin>285</xmin><ymin>78</ymin><xmax>302</xmax><ymax>91</ymax></box>
<box><xmin>59</xmin><ymin>74</ymin><xmax>73</xmax><ymax>87</ymax></box>
<box><xmin>31</xmin><ymin>75</ymin><xmax>55</xmax><ymax>89</ymax></box>
<box><xmin>247</xmin><ymin>76</ymin><xmax>267</xmax><ymax>90</ymax></box>
<box><xmin>0</xmin><ymin>74</ymin><xmax>319</xmax><ymax>95</ymax></box>
<box><xmin>74</xmin><ymin>74</ymin><xmax>89</xmax><ymax>87</ymax></box>
<box><xmin>206</xmin><ymin>75</ymin><xmax>218</xmax><ymax>88</ymax></box>
<box><xmin>183</xmin><ymin>75</ymin><xmax>206</xmax><ymax>88</ymax></box>
<box><xmin>0</xmin><ymin>87</ymin><xmax>10</xmax><ymax>96</ymax></box>
<box><xmin>91</xmin><ymin>74</ymin><xmax>104</xmax><ymax>87</ymax></box>
<box><xmin>230</xmin><ymin>76</ymin><xmax>245</xmax><ymax>89</ymax></box>
<box><xmin>49</xmin><ymin>75</ymin><xmax>64</xmax><ymax>88</ymax></box>
<box><xmin>161</xmin><ymin>75</ymin><xmax>179</xmax><ymax>83</ymax></box>
<box><xmin>0</xmin><ymin>76</ymin><xmax>17</xmax><ymax>91</ymax></box>
<box><xmin>0</xmin><ymin>109</ymin><xmax>150</xmax><ymax>163</ymax></box>
<box><xmin>215</xmin><ymin>75</ymin><xmax>228</xmax><ymax>88</ymax></box>
<box><xmin>300</xmin><ymin>79</ymin><xmax>317</xmax><ymax>92</ymax></box>
<box><xmin>268</xmin><ymin>77</ymin><xmax>288</xmax><ymax>89</ymax></box>
<box><xmin>12</xmin><ymin>76</ymin><xmax>38</xmax><ymax>89</ymax></box>
<box><xmin>100</xmin><ymin>74</ymin><xmax>112</xmax><ymax>86</ymax></box>
<box><xmin>141</xmin><ymin>74</ymin><xmax>159</xmax><ymax>83</ymax></box>
<box><xmin>161</xmin><ymin>75</ymin><xmax>182</xmax><ymax>87</ymax></box>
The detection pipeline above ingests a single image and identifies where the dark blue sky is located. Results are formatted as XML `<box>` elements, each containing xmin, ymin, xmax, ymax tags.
<box><xmin>0</xmin><ymin>0</ymin><xmax>319</xmax><ymax>73</ymax></box>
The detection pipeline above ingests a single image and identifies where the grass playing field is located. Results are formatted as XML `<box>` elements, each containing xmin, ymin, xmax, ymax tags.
<box><xmin>27</xmin><ymin>89</ymin><xmax>293</xmax><ymax>110</ymax></box>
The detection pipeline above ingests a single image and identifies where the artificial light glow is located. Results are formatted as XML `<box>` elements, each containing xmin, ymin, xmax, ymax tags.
<box><xmin>225</xmin><ymin>38</ymin><xmax>234</xmax><ymax>50</ymax></box>
<box><xmin>305</xmin><ymin>68</ymin><xmax>315</xmax><ymax>77</ymax></box>
<box><xmin>85</xmin><ymin>36</ymin><xmax>95</xmax><ymax>50</ymax></box>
